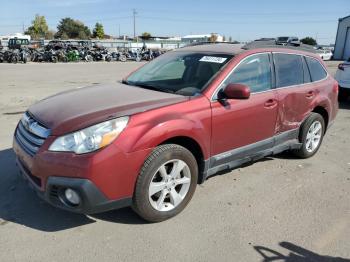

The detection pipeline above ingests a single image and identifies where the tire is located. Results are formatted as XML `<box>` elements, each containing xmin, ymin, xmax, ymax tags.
<box><xmin>86</xmin><ymin>55</ymin><xmax>93</xmax><ymax>62</ymax></box>
<box><xmin>132</xmin><ymin>144</ymin><xmax>198</xmax><ymax>222</ymax></box>
<box><xmin>11</xmin><ymin>56</ymin><xmax>18</xmax><ymax>64</ymax></box>
<box><xmin>338</xmin><ymin>87</ymin><xmax>348</xmax><ymax>102</ymax></box>
<box><xmin>292</xmin><ymin>113</ymin><xmax>325</xmax><ymax>158</ymax></box>
<box><xmin>119</xmin><ymin>55</ymin><xmax>127</xmax><ymax>62</ymax></box>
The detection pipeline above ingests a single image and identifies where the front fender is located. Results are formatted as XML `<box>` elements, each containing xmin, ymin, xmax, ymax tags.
<box><xmin>115</xmin><ymin>97</ymin><xmax>212</xmax><ymax>159</ymax></box>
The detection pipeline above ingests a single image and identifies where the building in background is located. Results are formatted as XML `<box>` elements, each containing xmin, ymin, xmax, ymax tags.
<box><xmin>181</xmin><ymin>33</ymin><xmax>224</xmax><ymax>43</ymax></box>
<box><xmin>334</xmin><ymin>15</ymin><xmax>350</xmax><ymax>60</ymax></box>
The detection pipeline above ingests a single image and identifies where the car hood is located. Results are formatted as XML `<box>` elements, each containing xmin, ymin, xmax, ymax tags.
<box><xmin>28</xmin><ymin>83</ymin><xmax>188</xmax><ymax>135</ymax></box>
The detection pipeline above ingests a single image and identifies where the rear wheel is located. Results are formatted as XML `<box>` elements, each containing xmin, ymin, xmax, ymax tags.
<box><xmin>292</xmin><ymin>113</ymin><xmax>325</xmax><ymax>158</ymax></box>
<box><xmin>132</xmin><ymin>144</ymin><xmax>198</xmax><ymax>222</ymax></box>
<box><xmin>11</xmin><ymin>56</ymin><xmax>18</xmax><ymax>64</ymax></box>
<box><xmin>119</xmin><ymin>55</ymin><xmax>127</xmax><ymax>62</ymax></box>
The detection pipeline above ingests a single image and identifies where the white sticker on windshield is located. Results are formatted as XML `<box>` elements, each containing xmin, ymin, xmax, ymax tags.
<box><xmin>199</xmin><ymin>56</ymin><xmax>227</xmax><ymax>64</ymax></box>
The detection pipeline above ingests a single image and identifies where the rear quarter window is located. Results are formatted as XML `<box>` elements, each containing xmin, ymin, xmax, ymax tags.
<box><xmin>274</xmin><ymin>53</ymin><xmax>304</xmax><ymax>88</ymax></box>
<box><xmin>305</xmin><ymin>57</ymin><xmax>327</xmax><ymax>82</ymax></box>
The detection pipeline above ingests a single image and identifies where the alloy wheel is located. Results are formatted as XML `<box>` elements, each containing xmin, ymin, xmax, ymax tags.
<box><xmin>148</xmin><ymin>159</ymin><xmax>191</xmax><ymax>212</ymax></box>
<box><xmin>305</xmin><ymin>121</ymin><xmax>322</xmax><ymax>153</ymax></box>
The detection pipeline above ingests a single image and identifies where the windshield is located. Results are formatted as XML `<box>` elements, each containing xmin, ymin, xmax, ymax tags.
<box><xmin>126</xmin><ymin>51</ymin><xmax>233</xmax><ymax>96</ymax></box>
<box><xmin>9</xmin><ymin>39</ymin><xmax>29</xmax><ymax>45</ymax></box>
<box><xmin>277</xmin><ymin>37</ymin><xmax>289</xmax><ymax>41</ymax></box>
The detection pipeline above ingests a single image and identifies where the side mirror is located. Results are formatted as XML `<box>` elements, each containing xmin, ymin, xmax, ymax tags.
<box><xmin>220</xmin><ymin>83</ymin><xmax>251</xmax><ymax>100</ymax></box>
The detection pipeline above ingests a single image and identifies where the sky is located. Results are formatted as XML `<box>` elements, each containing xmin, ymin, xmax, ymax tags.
<box><xmin>0</xmin><ymin>0</ymin><xmax>349</xmax><ymax>44</ymax></box>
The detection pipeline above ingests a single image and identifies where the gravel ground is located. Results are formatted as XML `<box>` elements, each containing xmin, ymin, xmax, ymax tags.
<box><xmin>0</xmin><ymin>61</ymin><xmax>349</xmax><ymax>262</ymax></box>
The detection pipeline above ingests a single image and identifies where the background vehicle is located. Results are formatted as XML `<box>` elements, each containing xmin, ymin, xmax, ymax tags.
<box><xmin>317</xmin><ymin>49</ymin><xmax>333</xmax><ymax>60</ymax></box>
<box><xmin>335</xmin><ymin>58</ymin><xmax>350</xmax><ymax>101</ymax></box>
<box><xmin>8</xmin><ymin>38</ymin><xmax>30</xmax><ymax>50</ymax></box>
<box><xmin>13</xmin><ymin>44</ymin><xmax>338</xmax><ymax>222</ymax></box>
<box><xmin>276</xmin><ymin>36</ymin><xmax>300</xmax><ymax>46</ymax></box>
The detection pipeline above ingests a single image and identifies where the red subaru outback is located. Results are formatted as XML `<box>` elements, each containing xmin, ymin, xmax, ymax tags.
<box><xmin>13</xmin><ymin>44</ymin><xmax>338</xmax><ymax>222</ymax></box>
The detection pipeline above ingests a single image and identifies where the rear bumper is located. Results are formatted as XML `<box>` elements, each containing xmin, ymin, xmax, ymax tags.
<box><xmin>17</xmin><ymin>158</ymin><xmax>132</xmax><ymax>214</ymax></box>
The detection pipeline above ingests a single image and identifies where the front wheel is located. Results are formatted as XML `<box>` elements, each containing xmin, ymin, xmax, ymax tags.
<box><xmin>132</xmin><ymin>144</ymin><xmax>198</xmax><ymax>222</ymax></box>
<box><xmin>292</xmin><ymin>113</ymin><xmax>325</xmax><ymax>158</ymax></box>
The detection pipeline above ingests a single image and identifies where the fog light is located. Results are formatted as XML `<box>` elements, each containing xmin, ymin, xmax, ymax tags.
<box><xmin>64</xmin><ymin>188</ymin><xmax>81</xmax><ymax>206</ymax></box>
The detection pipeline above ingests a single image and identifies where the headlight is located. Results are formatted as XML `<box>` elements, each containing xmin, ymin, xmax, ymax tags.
<box><xmin>49</xmin><ymin>116</ymin><xmax>129</xmax><ymax>154</ymax></box>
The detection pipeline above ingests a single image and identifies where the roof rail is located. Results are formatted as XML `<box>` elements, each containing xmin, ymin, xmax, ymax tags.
<box><xmin>183</xmin><ymin>41</ymin><xmax>241</xmax><ymax>47</ymax></box>
<box><xmin>242</xmin><ymin>40</ymin><xmax>317</xmax><ymax>53</ymax></box>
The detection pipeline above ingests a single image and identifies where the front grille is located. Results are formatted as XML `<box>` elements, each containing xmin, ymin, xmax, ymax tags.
<box><xmin>15</xmin><ymin>112</ymin><xmax>50</xmax><ymax>156</ymax></box>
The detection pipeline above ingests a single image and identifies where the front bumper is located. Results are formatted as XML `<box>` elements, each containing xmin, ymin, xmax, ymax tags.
<box><xmin>13</xmin><ymin>125</ymin><xmax>152</xmax><ymax>214</ymax></box>
<box><xmin>17</xmin><ymin>158</ymin><xmax>132</xmax><ymax>214</ymax></box>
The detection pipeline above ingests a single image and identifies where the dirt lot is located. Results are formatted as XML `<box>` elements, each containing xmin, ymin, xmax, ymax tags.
<box><xmin>0</xmin><ymin>61</ymin><xmax>349</xmax><ymax>262</ymax></box>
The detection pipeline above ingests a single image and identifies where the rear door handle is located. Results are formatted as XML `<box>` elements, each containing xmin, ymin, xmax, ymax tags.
<box><xmin>264</xmin><ymin>99</ymin><xmax>277</xmax><ymax>108</ymax></box>
<box><xmin>306</xmin><ymin>91</ymin><xmax>315</xmax><ymax>98</ymax></box>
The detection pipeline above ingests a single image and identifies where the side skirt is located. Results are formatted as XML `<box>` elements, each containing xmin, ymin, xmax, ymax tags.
<box><xmin>201</xmin><ymin>129</ymin><xmax>301</xmax><ymax>182</ymax></box>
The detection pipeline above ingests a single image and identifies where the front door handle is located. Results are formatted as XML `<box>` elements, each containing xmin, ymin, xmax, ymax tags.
<box><xmin>306</xmin><ymin>91</ymin><xmax>315</xmax><ymax>99</ymax></box>
<box><xmin>264</xmin><ymin>99</ymin><xmax>277</xmax><ymax>108</ymax></box>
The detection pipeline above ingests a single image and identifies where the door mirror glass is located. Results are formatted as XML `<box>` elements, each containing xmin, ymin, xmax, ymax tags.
<box><xmin>221</xmin><ymin>83</ymin><xmax>251</xmax><ymax>100</ymax></box>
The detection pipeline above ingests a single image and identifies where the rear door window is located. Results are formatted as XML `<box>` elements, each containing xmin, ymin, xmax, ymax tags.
<box><xmin>274</xmin><ymin>53</ymin><xmax>304</xmax><ymax>88</ymax></box>
<box><xmin>305</xmin><ymin>57</ymin><xmax>327</xmax><ymax>82</ymax></box>
<box><xmin>224</xmin><ymin>53</ymin><xmax>272</xmax><ymax>93</ymax></box>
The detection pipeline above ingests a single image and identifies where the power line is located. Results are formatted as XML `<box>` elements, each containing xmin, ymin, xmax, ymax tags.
<box><xmin>139</xmin><ymin>16</ymin><xmax>337</xmax><ymax>25</ymax></box>
<box><xmin>138</xmin><ymin>8</ymin><xmax>346</xmax><ymax>17</ymax></box>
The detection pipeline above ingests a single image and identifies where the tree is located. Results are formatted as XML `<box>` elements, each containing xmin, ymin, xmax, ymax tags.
<box><xmin>55</xmin><ymin>18</ymin><xmax>91</xmax><ymax>39</ymax></box>
<box><xmin>228</xmin><ymin>36</ymin><xmax>233</xmax><ymax>42</ymax></box>
<box><xmin>45</xmin><ymin>30</ymin><xmax>55</xmax><ymax>40</ymax></box>
<box><xmin>300</xmin><ymin>37</ymin><xmax>317</xmax><ymax>46</ymax></box>
<box><xmin>93</xmin><ymin>22</ymin><xmax>105</xmax><ymax>39</ymax></box>
<box><xmin>141</xmin><ymin>32</ymin><xmax>152</xmax><ymax>40</ymax></box>
<box><xmin>209</xmin><ymin>33</ymin><xmax>218</xmax><ymax>43</ymax></box>
<box><xmin>222</xmin><ymin>35</ymin><xmax>226</xmax><ymax>42</ymax></box>
<box><xmin>25</xmin><ymin>14</ymin><xmax>49</xmax><ymax>40</ymax></box>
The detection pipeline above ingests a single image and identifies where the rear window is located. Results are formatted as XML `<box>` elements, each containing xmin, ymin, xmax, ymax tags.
<box><xmin>274</xmin><ymin>53</ymin><xmax>304</xmax><ymax>88</ymax></box>
<box><xmin>305</xmin><ymin>57</ymin><xmax>327</xmax><ymax>81</ymax></box>
<box><xmin>302</xmin><ymin>57</ymin><xmax>311</xmax><ymax>83</ymax></box>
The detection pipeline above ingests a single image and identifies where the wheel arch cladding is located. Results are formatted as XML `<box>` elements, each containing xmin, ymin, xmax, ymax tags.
<box><xmin>312</xmin><ymin>106</ymin><xmax>329</xmax><ymax>130</ymax></box>
<box><xmin>160</xmin><ymin>136</ymin><xmax>205</xmax><ymax>184</ymax></box>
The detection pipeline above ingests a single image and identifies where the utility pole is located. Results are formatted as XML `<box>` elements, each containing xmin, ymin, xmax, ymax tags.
<box><xmin>22</xmin><ymin>22</ymin><xmax>25</xmax><ymax>34</ymax></box>
<box><xmin>133</xmin><ymin>9</ymin><xmax>137</xmax><ymax>40</ymax></box>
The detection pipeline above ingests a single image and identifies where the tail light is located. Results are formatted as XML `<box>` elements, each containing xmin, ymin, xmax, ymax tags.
<box><xmin>333</xmin><ymin>81</ymin><xmax>339</xmax><ymax>94</ymax></box>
